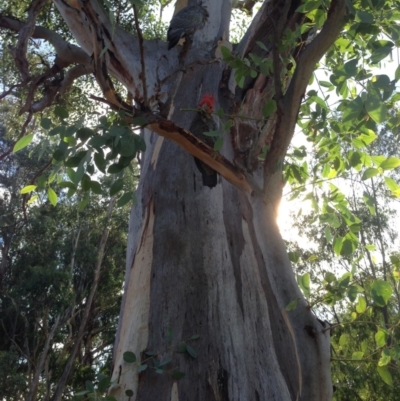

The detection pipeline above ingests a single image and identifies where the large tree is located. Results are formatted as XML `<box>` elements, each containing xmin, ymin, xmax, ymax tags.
<box><xmin>1</xmin><ymin>0</ymin><xmax>398</xmax><ymax>400</ymax></box>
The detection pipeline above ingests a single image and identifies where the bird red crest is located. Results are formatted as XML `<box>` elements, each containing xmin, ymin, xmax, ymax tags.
<box><xmin>199</xmin><ymin>94</ymin><xmax>215</xmax><ymax>110</ymax></box>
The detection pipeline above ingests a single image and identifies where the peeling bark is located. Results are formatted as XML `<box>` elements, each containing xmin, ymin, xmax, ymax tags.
<box><xmin>1</xmin><ymin>0</ymin><xmax>348</xmax><ymax>399</ymax></box>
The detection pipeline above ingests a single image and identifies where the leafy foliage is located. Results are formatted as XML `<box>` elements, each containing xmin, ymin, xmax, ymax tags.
<box><xmin>0</xmin><ymin>131</ymin><xmax>129</xmax><ymax>400</ymax></box>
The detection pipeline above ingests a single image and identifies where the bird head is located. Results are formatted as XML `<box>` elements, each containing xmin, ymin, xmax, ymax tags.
<box><xmin>199</xmin><ymin>94</ymin><xmax>215</xmax><ymax>115</ymax></box>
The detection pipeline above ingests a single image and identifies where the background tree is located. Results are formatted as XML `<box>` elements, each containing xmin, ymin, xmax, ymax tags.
<box><xmin>284</xmin><ymin>116</ymin><xmax>400</xmax><ymax>400</ymax></box>
<box><xmin>0</xmin><ymin>0</ymin><xmax>400</xmax><ymax>400</ymax></box>
<box><xmin>0</xmin><ymin>129</ymin><xmax>131</xmax><ymax>400</ymax></box>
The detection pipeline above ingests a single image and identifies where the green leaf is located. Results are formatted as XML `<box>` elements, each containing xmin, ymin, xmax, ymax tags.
<box><xmin>123</xmin><ymin>351</ymin><xmax>137</xmax><ymax>363</ymax></box>
<box><xmin>262</xmin><ymin>99</ymin><xmax>277</xmax><ymax>118</ymax></box>
<box><xmin>177</xmin><ymin>343</ymin><xmax>187</xmax><ymax>353</ymax></box>
<box><xmin>362</xmin><ymin>167</ymin><xmax>379</xmax><ymax>180</ymax></box>
<box><xmin>371</xmin><ymin>280</ymin><xmax>392</xmax><ymax>306</ymax></box>
<box><xmin>155</xmin><ymin>368</ymin><xmax>164</xmax><ymax>374</ymax></box>
<box><xmin>356</xmin><ymin>296</ymin><xmax>367</xmax><ymax>313</ymax></box>
<box><xmin>13</xmin><ymin>134</ymin><xmax>34</xmax><ymax>153</ymax></box>
<box><xmin>78</xmin><ymin>194</ymin><xmax>89</xmax><ymax>211</ymax></box>
<box><xmin>256</xmin><ymin>41</ymin><xmax>268</xmax><ymax>51</ymax></box>
<box><xmin>47</xmin><ymin>188</ymin><xmax>58</xmax><ymax>206</ymax></box>
<box><xmin>380</xmin><ymin>157</ymin><xmax>400</xmax><ymax>170</ymax></box>
<box><xmin>117</xmin><ymin>192</ymin><xmax>132</xmax><ymax>208</ymax></box>
<box><xmin>325</xmin><ymin>272</ymin><xmax>336</xmax><ymax>283</ymax></box>
<box><xmin>189</xmin><ymin>334</ymin><xmax>200</xmax><ymax>340</ymax></box>
<box><xmin>108</xmin><ymin>163</ymin><xmax>124</xmax><ymax>174</ymax></box>
<box><xmin>66</xmin><ymin>168</ymin><xmax>77</xmax><ymax>185</ymax></box>
<box><xmin>357</xmin><ymin>129</ymin><xmax>377</xmax><ymax>146</ymax></box>
<box><xmin>288</xmin><ymin>251</ymin><xmax>300</xmax><ymax>263</ymax></box>
<box><xmin>344</xmin><ymin>59</ymin><xmax>358</xmax><ymax>77</ymax></box>
<box><xmin>342</xmin><ymin>97</ymin><xmax>363</xmax><ymax>122</ymax></box>
<box><xmin>391</xmin><ymin>344</ymin><xmax>400</xmax><ymax>360</ymax></box>
<box><xmin>365</xmin><ymin>94</ymin><xmax>387</xmax><ymax>123</ymax></box>
<box><xmin>377</xmin><ymin>366</ymin><xmax>393</xmax><ymax>386</ymax></box>
<box><xmin>77</xmin><ymin>127</ymin><xmax>95</xmax><ymax>142</ymax></box>
<box><xmin>285</xmin><ymin>298</ymin><xmax>299</xmax><ymax>311</ymax></box>
<box><xmin>333</xmin><ymin>237</ymin><xmax>342</xmax><ymax>256</ymax></box>
<box><xmin>369</xmin><ymin>40</ymin><xmax>394</xmax><ymax>64</ymax></box>
<box><xmin>296</xmin><ymin>0</ymin><xmax>321</xmax><ymax>13</ymax></box>
<box><xmin>159</xmin><ymin>357</ymin><xmax>172</xmax><ymax>367</ymax></box>
<box><xmin>339</xmin><ymin>334</ymin><xmax>349</xmax><ymax>346</ymax></box>
<box><xmin>220</xmin><ymin>46</ymin><xmax>232</xmax><ymax>60</ymax></box>
<box><xmin>94</xmin><ymin>152</ymin><xmax>107</xmax><ymax>173</ymax></box>
<box><xmin>81</xmin><ymin>174</ymin><xmax>91</xmax><ymax>192</ymax></box>
<box><xmin>186</xmin><ymin>345</ymin><xmax>198</xmax><ymax>359</ymax></box>
<box><xmin>138</xmin><ymin>364</ymin><xmax>147</xmax><ymax>372</ymax></box>
<box><xmin>65</xmin><ymin>125</ymin><xmax>77</xmax><ymax>137</ymax></box>
<box><xmin>352</xmin><ymin>351</ymin><xmax>364</xmax><ymax>360</ymax></box>
<box><xmin>54</xmin><ymin>106</ymin><xmax>69</xmax><ymax>120</ymax></box>
<box><xmin>74</xmin><ymin>390</ymin><xmax>90</xmax><ymax>396</ymax></box>
<box><xmin>378</xmin><ymin>349</ymin><xmax>391</xmax><ymax>366</ymax></box>
<box><xmin>172</xmin><ymin>371</ymin><xmax>185</xmax><ymax>380</ymax></box>
<box><xmin>375</xmin><ymin>329</ymin><xmax>388</xmax><ymax>348</ymax></box>
<box><xmin>298</xmin><ymin>273</ymin><xmax>310</xmax><ymax>297</ymax></box>
<box><xmin>131</xmin><ymin>116</ymin><xmax>147</xmax><ymax>126</ymax></box>
<box><xmin>41</xmin><ymin>117</ymin><xmax>52</xmax><ymax>130</ymax></box>
<box><xmin>347</xmin><ymin>285</ymin><xmax>358</xmax><ymax>302</ymax></box>
<box><xmin>214</xmin><ymin>137</ymin><xmax>223</xmax><ymax>151</ymax></box>
<box><xmin>48</xmin><ymin>125</ymin><xmax>65</xmax><ymax>140</ymax></box>
<box><xmin>340</xmin><ymin>236</ymin><xmax>356</xmax><ymax>256</ymax></box>
<box><xmin>384</xmin><ymin>177</ymin><xmax>400</xmax><ymax>197</ymax></box>
<box><xmin>356</xmin><ymin>10</ymin><xmax>374</xmax><ymax>23</ymax></box>
<box><xmin>90</xmin><ymin>181</ymin><xmax>102</xmax><ymax>195</ymax></box>
<box><xmin>65</xmin><ymin>156</ymin><xmax>83</xmax><ymax>168</ymax></box>
<box><xmin>20</xmin><ymin>185</ymin><xmax>37</xmax><ymax>194</ymax></box>
<box><xmin>27</xmin><ymin>195</ymin><xmax>38</xmax><ymax>205</ymax></box>
<box><xmin>203</xmin><ymin>130</ymin><xmax>220</xmax><ymax>137</ymax></box>
<box><xmin>97</xmin><ymin>377</ymin><xmax>111</xmax><ymax>393</ymax></box>
<box><xmin>372</xmin><ymin>155</ymin><xmax>386</xmax><ymax>166</ymax></box>
<box><xmin>67</xmin><ymin>187</ymin><xmax>76</xmax><ymax>198</ymax></box>
<box><xmin>110</xmin><ymin>178</ymin><xmax>124</xmax><ymax>196</ymax></box>
<box><xmin>86</xmin><ymin>380</ymin><xmax>95</xmax><ymax>392</ymax></box>
<box><xmin>395</xmin><ymin>64</ymin><xmax>400</xmax><ymax>81</ymax></box>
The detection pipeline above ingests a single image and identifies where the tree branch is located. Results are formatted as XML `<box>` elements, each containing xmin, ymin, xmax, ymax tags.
<box><xmin>10</xmin><ymin>0</ymin><xmax>50</xmax><ymax>80</ymax></box>
<box><xmin>0</xmin><ymin>15</ymin><xmax>91</xmax><ymax>69</ymax></box>
<box><xmin>132</xmin><ymin>4</ymin><xmax>148</xmax><ymax>105</ymax></box>
<box><xmin>89</xmin><ymin>95</ymin><xmax>258</xmax><ymax>195</ymax></box>
<box><xmin>264</xmin><ymin>0</ymin><xmax>347</xmax><ymax>178</ymax></box>
<box><xmin>0</xmin><ymin>15</ymin><xmax>93</xmax><ymax>112</ymax></box>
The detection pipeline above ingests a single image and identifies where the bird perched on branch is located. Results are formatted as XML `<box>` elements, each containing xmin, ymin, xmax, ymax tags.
<box><xmin>167</xmin><ymin>3</ymin><xmax>209</xmax><ymax>50</ymax></box>
<box><xmin>190</xmin><ymin>94</ymin><xmax>218</xmax><ymax>188</ymax></box>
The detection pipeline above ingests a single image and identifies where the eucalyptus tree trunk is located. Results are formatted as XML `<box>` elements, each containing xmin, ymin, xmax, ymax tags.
<box><xmin>1</xmin><ymin>0</ymin><xmax>347</xmax><ymax>399</ymax></box>
<box><xmin>112</xmin><ymin>129</ymin><xmax>332</xmax><ymax>400</ymax></box>
<box><xmin>106</xmin><ymin>0</ymin><xmax>344</xmax><ymax>398</ymax></box>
